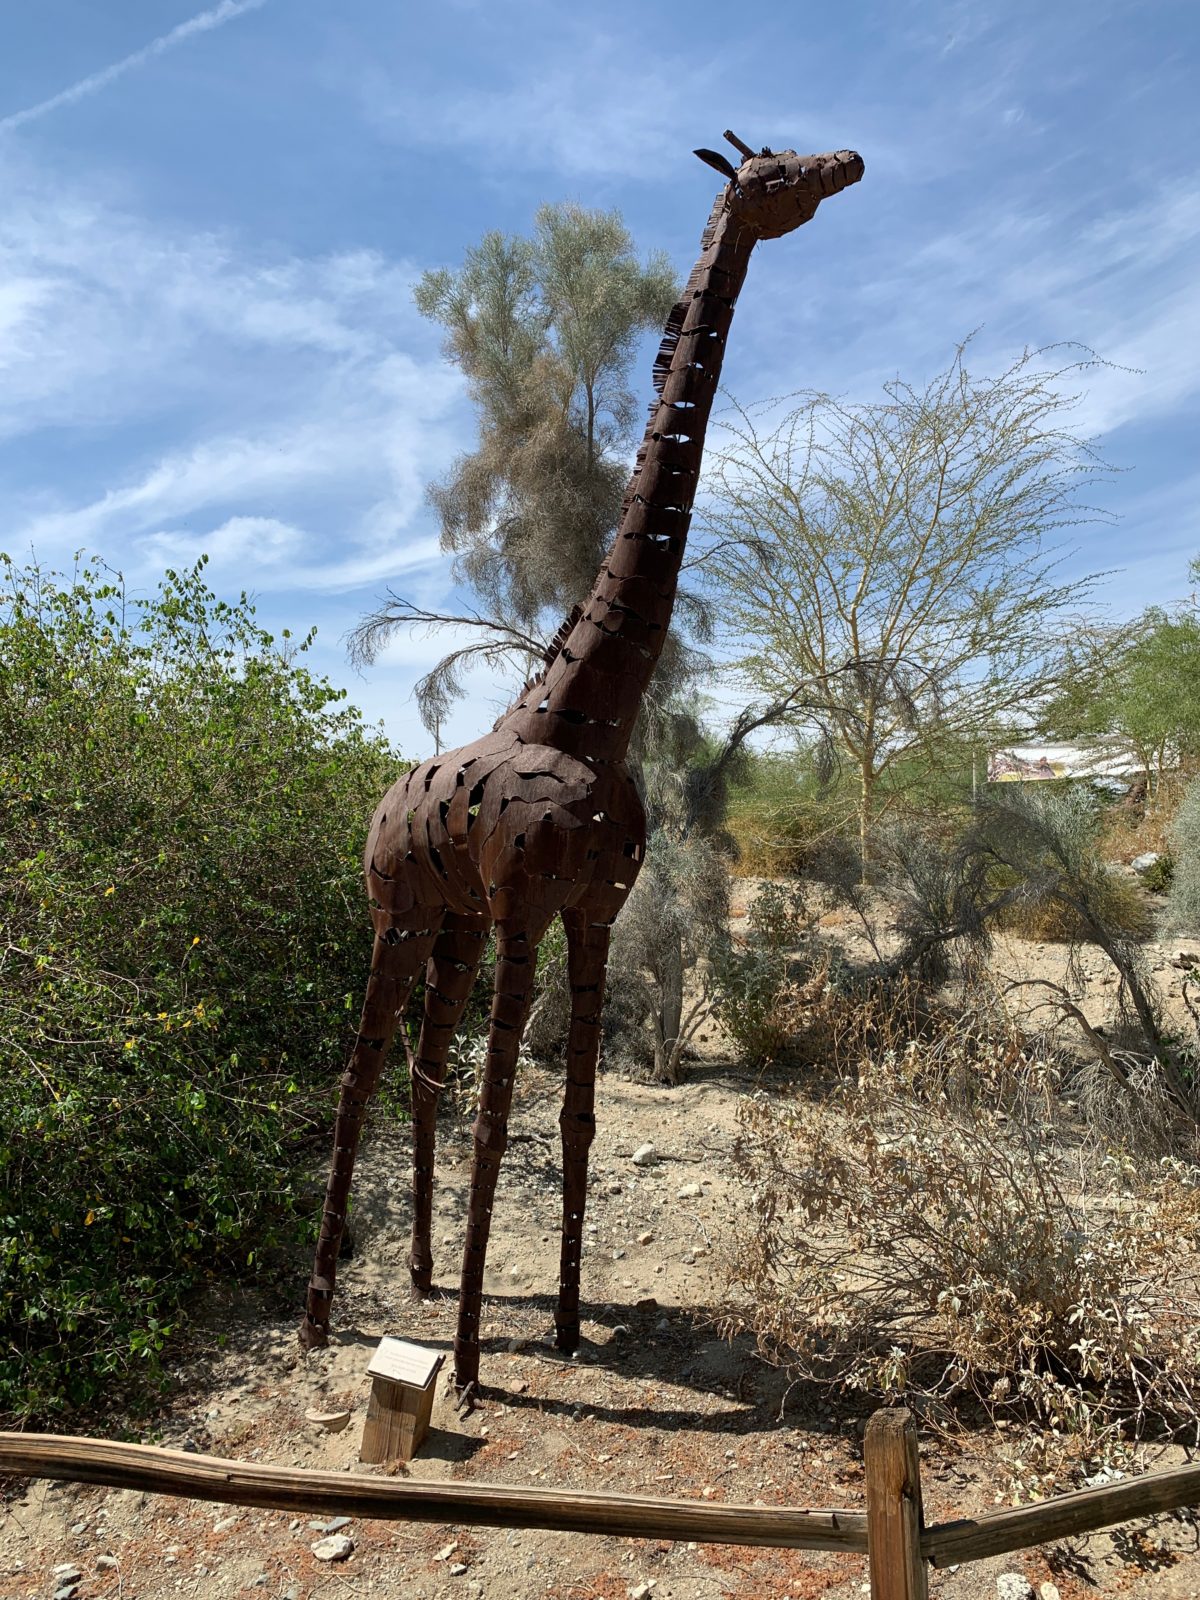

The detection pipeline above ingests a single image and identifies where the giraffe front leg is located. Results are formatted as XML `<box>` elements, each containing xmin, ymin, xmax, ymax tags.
<box><xmin>453</xmin><ymin>920</ymin><xmax>546</xmax><ymax>1393</ymax></box>
<box><xmin>301</xmin><ymin>923</ymin><xmax>440</xmax><ymax>1351</ymax></box>
<box><xmin>410</xmin><ymin>913</ymin><xmax>490</xmax><ymax>1297</ymax></box>
<box><xmin>556</xmin><ymin>909</ymin><xmax>610</xmax><ymax>1354</ymax></box>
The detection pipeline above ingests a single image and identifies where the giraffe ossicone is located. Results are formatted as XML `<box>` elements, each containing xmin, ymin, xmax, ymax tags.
<box><xmin>301</xmin><ymin>136</ymin><xmax>864</xmax><ymax>1394</ymax></box>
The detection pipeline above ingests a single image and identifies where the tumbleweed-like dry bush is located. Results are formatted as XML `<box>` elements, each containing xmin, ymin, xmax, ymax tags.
<box><xmin>726</xmin><ymin>1032</ymin><xmax>1200</xmax><ymax>1491</ymax></box>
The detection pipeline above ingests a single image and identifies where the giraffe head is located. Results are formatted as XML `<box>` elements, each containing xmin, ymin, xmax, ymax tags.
<box><xmin>695</xmin><ymin>132</ymin><xmax>863</xmax><ymax>239</ymax></box>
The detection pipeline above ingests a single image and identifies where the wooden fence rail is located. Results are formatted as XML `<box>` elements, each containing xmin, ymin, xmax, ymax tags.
<box><xmin>5</xmin><ymin>1413</ymin><xmax>1200</xmax><ymax>1599</ymax></box>
<box><xmin>922</xmin><ymin>1460</ymin><xmax>1200</xmax><ymax>1568</ymax></box>
<box><xmin>0</xmin><ymin>1430</ymin><xmax>867</xmax><ymax>1554</ymax></box>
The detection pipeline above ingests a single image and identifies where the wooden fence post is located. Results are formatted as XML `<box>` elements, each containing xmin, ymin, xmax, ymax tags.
<box><xmin>864</xmin><ymin>1408</ymin><xmax>928</xmax><ymax>1600</ymax></box>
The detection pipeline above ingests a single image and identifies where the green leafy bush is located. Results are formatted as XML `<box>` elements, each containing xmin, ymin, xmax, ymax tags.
<box><xmin>0</xmin><ymin>556</ymin><xmax>400</xmax><ymax>1420</ymax></box>
<box><xmin>1168</xmin><ymin>778</ymin><xmax>1200</xmax><ymax>935</ymax></box>
<box><xmin>712</xmin><ymin>881</ymin><xmax>830</xmax><ymax>1067</ymax></box>
<box><xmin>1141</xmin><ymin>852</ymin><xmax>1175</xmax><ymax>894</ymax></box>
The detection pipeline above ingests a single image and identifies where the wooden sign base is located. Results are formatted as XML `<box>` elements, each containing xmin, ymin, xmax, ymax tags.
<box><xmin>359</xmin><ymin>1337</ymin><xmax>444</xmax><ymax>1465</ymax></box>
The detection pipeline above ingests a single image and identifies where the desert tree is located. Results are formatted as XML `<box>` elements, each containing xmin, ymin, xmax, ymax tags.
<box><xmin>1044</xmin><ymin>596</ymin><xmax>1200</xmax><ymax>799</ymax></box>
<box><xmin>352</xmin><ymin>203</ymin><xmax>708</xmax><ymax>751</ymax></box>
<box><xmin>704</xmin><ymin>342</ymin><xmax>1110</xmax><ymax>872</ymax></box>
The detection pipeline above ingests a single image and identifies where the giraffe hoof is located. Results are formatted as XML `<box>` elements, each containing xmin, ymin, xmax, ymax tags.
<box><xmin>298</xmin><ymin>1316</ymin><xmax>329</xmax><ymax>1353</ymax></box>
<box><xmin>555</xmin><ymin>1320</ymin><xmax>580</xmax><ymax>1354</ymax></box>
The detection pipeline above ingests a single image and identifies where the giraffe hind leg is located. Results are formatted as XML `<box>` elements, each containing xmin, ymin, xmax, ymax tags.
<box><xmin>556</xmin><ymin>908</ymin><xmax>610</xmax><ymax>1353</ymax></box>
<box><xmin>453</xmin><ymin>917</ymin><xmax>552</xmax><ymax>1392</ymax></box>
<box><xmin>301</xmin><ymin>920</ymin><xmax>442</xmax><ymax>1350</ymax></box>
<box><xmin>409</xmin><ymin>913</ymin><xmax>490</xmax><ymax>1296</ymax></box>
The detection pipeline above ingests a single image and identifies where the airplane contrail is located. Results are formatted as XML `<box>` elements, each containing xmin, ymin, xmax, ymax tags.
<box><xmin>0</xmin><ymin>0</ymin><xmax>268</xmax><ymax>133</ymax></box>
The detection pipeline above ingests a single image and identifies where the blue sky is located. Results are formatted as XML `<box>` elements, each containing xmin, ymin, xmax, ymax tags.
<box><xmin>2</xmin><ymin>0</ymin><xmax>1197</xmax><ymax>754</ymax></box>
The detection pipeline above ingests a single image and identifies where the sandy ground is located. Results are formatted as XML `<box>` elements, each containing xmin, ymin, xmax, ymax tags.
<box><xmin>5</xmin><ymin>898</ymin><xmax>1200</xmax><ymax>1600</ymax></box>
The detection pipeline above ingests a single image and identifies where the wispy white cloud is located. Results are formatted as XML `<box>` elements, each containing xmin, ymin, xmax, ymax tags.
<box><xmin>363</xmin><ymin>49</ymin><xmax>697</xmax><ymax>182</ymax></box>
<box><xmin>16</xmin><ymin>393</ymin><xmax>460</xmax><ymax>595</ymax></box>
<box><xmin>0</xmin><ymin>174</ymin><xmax>431</xmax><ymax>441</ymax></box>
<box><xmin>1</xmin><ymin>159</ymin><xmax>465</xmax><ymax>600</ymax></box>
<box><xmin>140</xmin><ymin>513</ymin><xmax>445</xmax><ymax>592</ymax></box>
<box><xmin>0</xmin><ymin>1</ymin><xmax>267</xmax><ymax>134</ymax></box>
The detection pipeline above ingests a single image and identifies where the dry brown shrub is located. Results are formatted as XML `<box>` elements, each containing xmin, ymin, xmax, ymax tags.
<box><xmin>726</xmin><ymin>1042</ymin><xmax>1200</xmax><ymax>1485</ymax></box>
<box><xmin>998</xmin><ymin>869</ymin><xmax>1153</xmax><ymax>941</ymax></box>
<box><xmin>1098</xmin><ymin>772</ymin><xmax>1190</xmax><ymax>864</ymax></box>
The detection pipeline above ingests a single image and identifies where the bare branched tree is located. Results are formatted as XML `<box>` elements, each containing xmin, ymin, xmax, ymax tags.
<box><xmin>703</xmin><ymin>341</ymin><xmax>1113</xmax><ymax>872</ymax></box>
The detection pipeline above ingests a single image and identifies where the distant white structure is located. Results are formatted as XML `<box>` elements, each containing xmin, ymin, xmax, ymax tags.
<box><xmin>987</xmin><ymin>743</ymin><xmax>1151</xmax><ymax>785</ymax></box>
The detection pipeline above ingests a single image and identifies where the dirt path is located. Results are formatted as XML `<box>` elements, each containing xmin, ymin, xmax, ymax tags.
<box><xmin>6</xmin><ymin>950</ymin><xmax>1200</xmax><ymax>1598</ymax></box>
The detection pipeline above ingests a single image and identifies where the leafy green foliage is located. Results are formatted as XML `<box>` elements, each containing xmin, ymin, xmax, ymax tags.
<box><xmin>724</xmin><ymin>750</ymin><xmax>856</xmax><ymax>875</ymax></box>
<box><xmin>712</xmin><ymin>881</ymin><xmax>823</xmax><ymax>1067</ymax></box>
<box><xmin>705</xmin><ymin>342</ymin><xmax>1108</xmax><ymax>871</ymax></box>
<box><xmin>0</xmin><ymin>556</ymin><xmax>399</xmax><ymax>1420</ymax></box>
<box><xmin>1047</xmin><ymin>605</ymin><xmax>1200</xmax><ymax>791</ymax></box>
<box><xmin>354</xmin><ymin>202</ymin><xmax>700</xmax><ymax>757</ymax></box>
<box><xmin>1168</xmin><ymin>777</ymin><xmax>1200</xmax><ymax>936</ymax></box>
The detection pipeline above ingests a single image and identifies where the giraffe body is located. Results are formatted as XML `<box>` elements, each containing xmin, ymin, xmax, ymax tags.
<box><xmin>362</xmin><ymin>731</ymin><xmax>644</xmax><ymax>936</ymax></box>
<box><xmin>302</xmin><ymin>137</ymin><xmax>864</xmax><ymax>1391</ymax></box>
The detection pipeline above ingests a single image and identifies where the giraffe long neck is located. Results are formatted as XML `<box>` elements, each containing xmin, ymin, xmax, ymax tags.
<box><xmin>499</xmin><ymin>196</ymin><xmax>757</xmax><ymax>764</ymax></box>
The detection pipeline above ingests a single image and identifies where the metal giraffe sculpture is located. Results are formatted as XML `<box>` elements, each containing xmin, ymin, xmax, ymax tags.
<box><xmin>302</xmin><ymin>132</ymin><xmax>864</xmax><ymax>1393</ymax></box>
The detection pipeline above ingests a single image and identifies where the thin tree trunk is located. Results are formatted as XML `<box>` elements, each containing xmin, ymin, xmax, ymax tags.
<box><xmin>859</xmin><ymin>764</ymin><xmax>876</xmax><ymax>884</ymax></box>
<box><xmin>657</xmin><ymin>935</ymin><xmax>684</xmax><ymax>1083</ymax></box>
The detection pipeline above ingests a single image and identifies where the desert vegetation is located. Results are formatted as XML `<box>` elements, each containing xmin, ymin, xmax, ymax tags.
<box><xmin>0</xmin><ymin>556</ymin><xmax>399</xmax><ymax>1417</ymax></box>
<box><xmin>7</xmin><ymin>206</ymin><xmax>1200</xmax><ymax>1531</ymax></box>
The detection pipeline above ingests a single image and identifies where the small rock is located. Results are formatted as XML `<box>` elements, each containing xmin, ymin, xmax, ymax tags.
<box><xmin>631</xmin><ymin>1143</ymin><xmax>657</xmax><ymax>1166</ymax></box>
<box><xmin>450</xmin><ymin>1562</ymin><xmax>469</xmax><ymax>1576</ymax></box>
<box><xmin>637</xmin><ymin>1231</ymin><xmax>654</xmax><ymax>1245</ymax></box>
<box><xmin>52</xmin><ymin>1568</ymin><xmax>82</xmax><ymax>1582</ymax></box>
<box><xmin>434</xmin><ymin>1542</ymin><xmax>458</xmax><ymax>1562</ymax></box>
<box><xmin>636</xmin><ymin>1296</ymin><xmax>658</xmax><ymax>1311</ymax></box>
<box><xmin>213</xmin><ymin>1516</ymin><xmax>239</xmax><ymax>1534</ymax></box>
<box><xmin>52</xmin><ymin>1585</ymin><xmax>80</xmax><ymax>1600</ymax></box>
<box><xmin>69</xmin><ymin>1522</ymin><xmax>87</xmax><ymax>1536</ymax></box>
<box><xmin>304</xmin><ymin>1407</ymin><xmax>351</xmax><ymax>1432</ymax></box>
<box><xmin>96</xmin><ymin>1556</ymin><xmax>118</xmax><ymax>1572</ymax></box>
<box><xmin>318</xmin><ymin>1516</ymin><xmax>352</xmax><ymax>1534</ymax></box>
<box><xmin>251</xmin><ymin>1577</ymin><xmax>268</xmax><ymax>1589</ymax></box>
<box><xmin>1039</xmin><ymin>1587</ymin><xmax>1061</xmax><ymax>1600</ymax></box>
<box><xmin>676</xmin><ymin>1181</ymin><xmax>702</xmax><ymax>1199</ymax></box>
<box><xmin>996</xmin><ymin>1577</ymin><xmax>1034</xmax><ymax>1600</ymax></box>
<box><xmin>311</xmin><ymin>1534</ymin><xmax>355</xmax><ymax>1562</ymax></box>
<box><xmin>629</xmin><ymin>1582</ymin><xmax>657</xmax><ymax>1599</ymax></box>
<box><xmin>605</xmin><ymin>1181</ymin><xmax>623</xmax><ymax>1195</ymax></box>
<box><xmin>1131</xmin><ymin>851</ymin><xmax>1162</xmax><ymax>874</ymax></box>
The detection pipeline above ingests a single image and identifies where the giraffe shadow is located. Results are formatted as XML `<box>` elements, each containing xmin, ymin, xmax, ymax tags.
<box><xmin>322</xmin><ymin>1289</ymin><xmax>847</xmax><ymax>1439</ymax></box>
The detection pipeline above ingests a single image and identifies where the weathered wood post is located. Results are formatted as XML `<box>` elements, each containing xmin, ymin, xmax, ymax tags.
<box><xmin>359</xmin><ymin>1337</ymin><xmax>444</xmax><ymax>1465</ymax></box>
<box><xmin>864</xmin><ymin>1408</ymin><xmax>928</xmax><ymax>1600</ymax></box>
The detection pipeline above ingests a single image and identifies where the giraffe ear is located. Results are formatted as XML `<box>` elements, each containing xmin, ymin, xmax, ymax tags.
<box><xmin>693</xmin><ymin>148</ymin><xmax>739</xmax><ymax>182</ymax></box>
